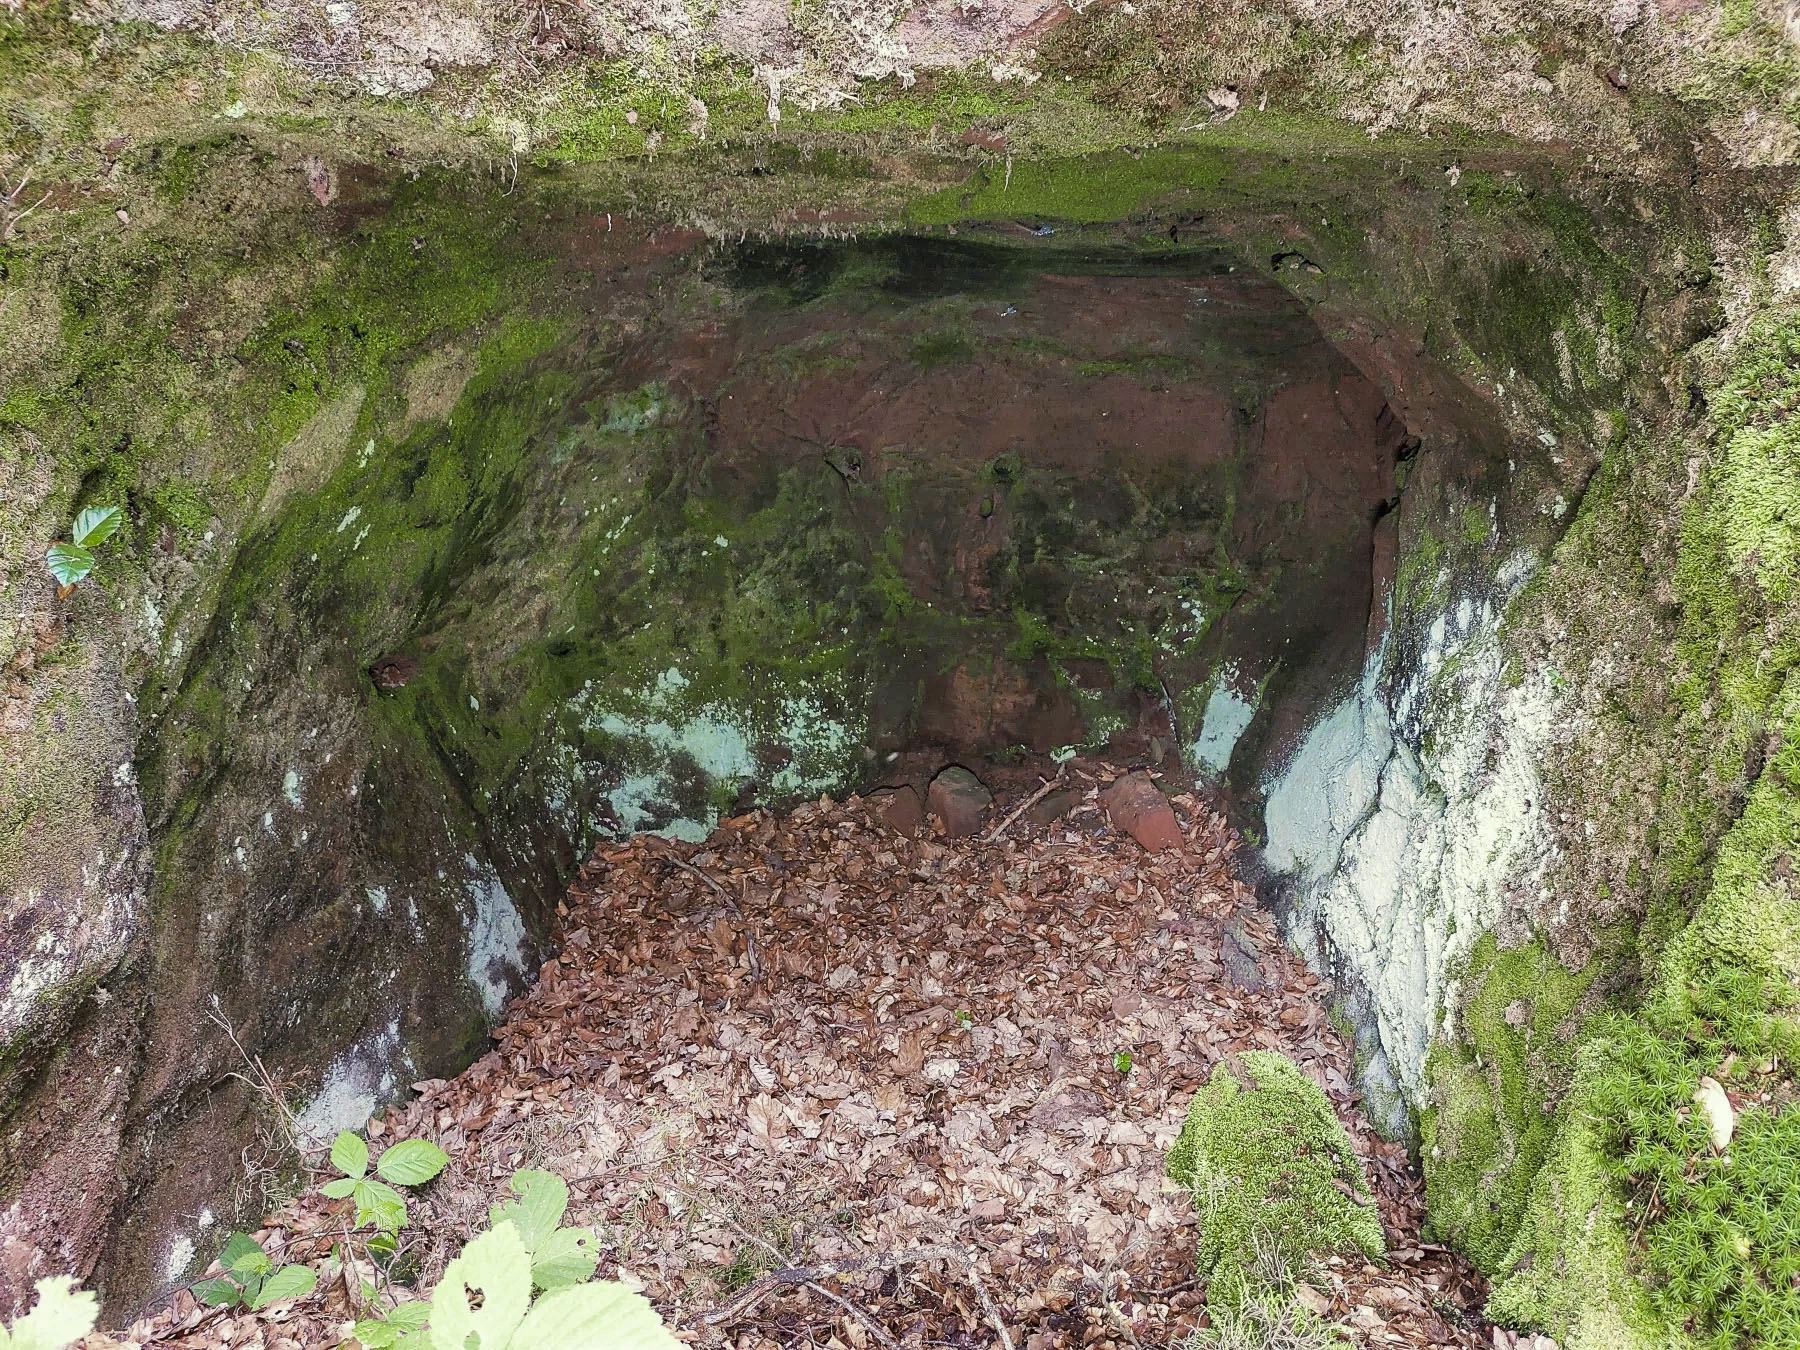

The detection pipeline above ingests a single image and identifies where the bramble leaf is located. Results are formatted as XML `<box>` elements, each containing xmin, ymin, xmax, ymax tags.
<box><xmin>321</xmin><ymin>1177</ymin><xmax>358</xmax><ymax>1200</ymax></box>
<box><xmin>219</xmin><ymin>1232</ymin><xmax>264</xmax><ymax>1269</ymax></box>
<box><xmin>510</xmin><ymin>1280</ymin><xmax>684</xmax><ymax>1350</ymax></box>
<box><xmin>249</xmin><ymin>1264</ymin><xmax>315</xmax><ymax>1309</ymax></box>
<box><xmin>350</xmin><ymin>1320</ymin><xmax>401</xmax><ymax>1350</ymax></box>
<box><xmin>376</xmin><ymin>1138</ymin><xmax>449</xmax><ymax>1187</ymax></box>
<box><xmin>71</xmin><ymin>506</ymin><xmax>122</xmax><ymax>549</ymax></box>
<box><xmin>45</xmin><ymin>543</ymin><xmax>94</xmax><ymax>588</ymax></box>
<box><xmin>0</xmin><ymin>1276</ymin><xmax>100</xmax><ymax>1350</ymax></box>
<box><xmin>528</xmin><ymin>1226</ymin><xmax>599</xmax><ymax>1293</ymax></box>
<box><xmin>352</xmin><ymin>1178</ymin><xmax>410</xmax><ymax>1232</ymax></box>
<box><xmin>229</xmin><ymin>1248</ymin><xmax>273</xmax><ymax>1279</ymax></box>
<box><xmin>191</xmin><ymin>1278</ymin><xmax>242</xmax><ymax>1308</ymax></box>
<box><xmin>428</xmin><ymin>1221</ymin><xmax>531</xmax><ymax>1350</ymax></box>
<box><xmin>352</xmin><ymin>1300</ymin><xmax>431</xmax><ymax>1348</ymax></box>
<box><xmin>490</xmin><ymin>1170</ymin><xmax>567</xmax><ymax>1250</ymax></box>
<box><xmin>332</xmin><ymin>1130</ymin><xmax>370</xmax><ymax>1180</ymax></box>
<box><xmin>387</xmin><ymin>1301</ymin><xmax>432</xmax><ymax>1330</ymax></box>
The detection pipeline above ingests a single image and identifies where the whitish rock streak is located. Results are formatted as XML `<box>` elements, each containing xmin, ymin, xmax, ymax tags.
<box><xmin>1263</xmin><ymin>563</ymin><xmax>1559</xmax><ymax>1125</ymax></box>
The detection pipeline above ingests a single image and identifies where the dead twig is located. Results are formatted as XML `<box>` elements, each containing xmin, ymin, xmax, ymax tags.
<box><xmin>206</xmin><ymin>997</ymin><xmax>309</xmax><ymax>1150</ymax></box>
<box><xmin>665</xmin><ymin>852</ymin><xmax>731</xmax><ymax>900</ymax></box>
<box><xmin>1</xmin><ymin>168</ymin><xmax>51</xmax><ymax>244</ymax></box>
<box><xmin>961</xmin><ymin>1253</ymin><xmax>1016</xmax><ymax>1350</ymax></box>
<box><xmin>703</xmin><ymin>1244</ymin><xmax>968</xmax><ymax>1328</ymax></box>
<box><xmin>802</xmin><ymin>1279</ymin><xmax>898</xmax><ymax>1349</ymax></box>
<box><xmin>983</xmin><ymin>768</ymin><xmax>1068</xmax><ymax>845</ymax></box>
<box><xmin>1097</xmin><ymin>1267</ymin><xmax>1142</xmax><ymax>1350</ymax></box>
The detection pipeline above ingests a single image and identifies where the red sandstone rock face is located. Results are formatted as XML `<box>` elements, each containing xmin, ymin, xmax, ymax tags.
<box><xmin>926</xmin><ymin>766</ymin><xmax>993</xmax><ymax>839</ymax></box>
<box><xmin>916</xmin><ymin>660</ymin><xmax>1086</xmax><ymax>756</ymax></box>
<box><xmin>689</xmin><ymin>259</ymin><xmax>1417</xmax><ymax>770</ymax></box>
<box><xmin>1101</xmin><ymin>771</ymin><xmax>1184</xmax><ymax>852</ymax></box>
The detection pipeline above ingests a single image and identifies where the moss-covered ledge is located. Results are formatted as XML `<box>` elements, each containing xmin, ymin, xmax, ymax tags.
<box><xmin>1416</xmin><ymin>279</ymin><xmax>1800</xmax><ymax>1347</ymax></box>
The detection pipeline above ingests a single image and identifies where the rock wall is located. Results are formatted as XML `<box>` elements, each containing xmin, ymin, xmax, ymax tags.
<box><xmin>0</xmin><ymin>162</ymin><xmax>1471</xmax><ymax>1313</ymax></box>
<box><xmin>6</xmin><ymin>2</ymin><xmax>1800</xmax><ymax>1339</ymax></box>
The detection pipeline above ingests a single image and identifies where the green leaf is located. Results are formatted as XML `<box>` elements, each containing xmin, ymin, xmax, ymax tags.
<box><xmin>528</xmin><ymin>1227</ymin><xmax>599</xmax><ymax>1293</ymax></box>
<box><xmin>509</xmin><ymin>1280</ymin><xmax>683</xmax><ymax>1350</ymax></box>
<box><xmin>333</xmin><ymin>1130</ymin><xmax>370</xmax><ymax>1180</ymax></box>
<box><xmin>249</xmin><ymin>1264</ymin><xmax>316</xmax><ymax>1309</ymax></box>
<box><xmin>376</xmin><ymin>1138</ymin><xmax>450</xmax><ymax>1187</ymax></box>
<box><xmin>218</xmin><ymin>1233</ymin><xmax>265</xmax><ymax>1270</ymax></box>
<box><xmin>70</xmin><ymin>505</ymin><xmax>122</xmax><ymax>549</ymax></box>
<box><xmin>45</xmin><ymin>543</ymin><xmax>94</xmax><ymax>588</ymax></box>
<box><xmin>0</xmin><ymin>1277</ymin><xmax>100</xmax><ymax>1350</ymax></box>
<box><xmin>191</xmin><ymin>1278</ymin><xmax>242</xmax><ymax>1308</ymax></box>
<box><xmin>429</xmin><ymin>1222</ymin><xmax>532</xmax><ymax>1350</ymax></box>
<box><xmin>352</xmin><ymin>1178</ymin><xmax>411</xmax><ymax>1233</ymax></box>
<box><xmin>387</xmin><ymin>1301</ymin><xmax>433</xmax><ymax>1330</ymax></box>
<box><xmin>321</xmin><ymin>1177</ymin><xmax>359</xmax><ymax>1200</ymax></box>
<box><xmin>490</xmin><ymin>1170</ymin><xmax>568</xmax><ymax>1251</ymax></box>
<box><xmin>350</xmin><ymin>1320</ymin><xmax>400</xmax><ymax>1350</ymax></box>
<box><xmin>229</xmin><ymin>1249</ymin><xmax>274</xmax><ymax>1279</ymax></box>
<box><xmin>348</xmin><ymin>1302</ymin><xmax>431</xmax><ymax>1349</ymax></box>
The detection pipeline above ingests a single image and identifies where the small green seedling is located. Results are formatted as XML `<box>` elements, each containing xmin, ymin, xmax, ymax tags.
<box><xmin>955</xmin><ymin>1010</ymin><xmax>975</xmax><ymax>1030</ymax></box>
<box><xmin>45</xmin><ymin>506</ymin><xmax>123</xmax><ymax>596</ymax></box>
<box><xmin>351</xmin><ymin>1169</ymin><xmax>649</xmax><ymax>1350</ymax></box>
<box><xmin>1114</xmin><ymin>1050</ymin><xmax>1134</xmax><ymax>1075</ymax></box>
<box><xmin>321</xmin><ymin>1131</ymin><xmax>450</xmax><ymax>1234</ymax></box>
<box><xmin>0</xmin><ymin>1276</ymin><xmax>98</xmax><ymax>1350</ymax></box>
<box><xmin>192</xmin><ymin>1233</ymin><xmax>317</xmax><ymax>1310</ymax></box>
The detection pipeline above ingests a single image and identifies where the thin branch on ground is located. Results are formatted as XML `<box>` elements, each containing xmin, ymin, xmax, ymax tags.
<box><xmin>983</xmin><ymin>768</ymin><xmax>1068</xmax><ymax>844</ymax></box>
<box><xmin>702</xmin><ymin>1245</ymin><xmax>969</xmax><ymax>1328</ymax></box>
<box><xmin>1098</xmin><ymin>1266</ymin><xmax>1143</xmax><ymax>1350</ymax></box>
<box><xmin>804</xmin><ymin>1279</ymin><xmax>899</xmax><ymax>1348</ymax></box>
<box><xmin>961</xmin><ymin>1252</ymin><xmax>1016</xmax><ymax>1350</ymax></box>
<box><xmin>664</xmin><ymin>852</ymin><xmax>733</xmax><ymax>904</ymax></box>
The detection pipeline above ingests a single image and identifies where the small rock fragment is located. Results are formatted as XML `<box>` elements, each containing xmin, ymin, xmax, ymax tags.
<box><xmin>370</xmin><ymin>654</ymin><xmax>418</xmax><ymax>689</ymax></box>
<box><xmin>1099</xmin><ymin>770</ymin><xmax>1183</xmax><ymax>851</ymax></box>
<box><xmin>1026</xmin><ymin>785</ymin><xmax>1082</xmax><ymax>826</ymax></box>
<box><xmin>870</xmin><ymin>785</ymin><xmax>923</xmax><ymax>838</ymax></box>
<box><xmin>301</xmin><ymin>155</ymin><xmax>336</xmax><ymax>206</ymax></box>
<box><xmin>1221</xmin><ymin>919</ymin><xmax>1265</xmax><ymax>993</ymax></box>
<box><xmin>927</xmin><ymin>765</ymin><xmax>992</xmax><ymax>839</ymax></box>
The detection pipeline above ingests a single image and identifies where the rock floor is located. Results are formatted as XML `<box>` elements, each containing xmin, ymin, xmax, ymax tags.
<box><xmin>89</xmin><ymin>761</ymin><xmax>1503</xmax><ymax>1349</ymax></box>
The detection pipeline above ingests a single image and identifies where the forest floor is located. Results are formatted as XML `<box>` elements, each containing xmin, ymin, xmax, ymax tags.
<box><xmin>89</xmin><ymin>759</ymin><xmax>1503</xmax><ymax>1350</ymax></box>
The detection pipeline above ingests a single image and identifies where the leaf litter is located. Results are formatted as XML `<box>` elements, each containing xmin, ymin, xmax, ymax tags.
<box><xmin>87</xmin><ymin>759</ymin><xmax>1501</xmax><ymax>1350</ymax></box>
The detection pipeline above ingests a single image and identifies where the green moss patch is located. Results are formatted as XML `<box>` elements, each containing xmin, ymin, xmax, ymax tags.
<box><xmin>1167</xmin><ymin>1051</ymin><xmax>1384</xmax><ymax>1309</ymax></box>
<box><xmin>1468</xmin><ymin>308</ymin><xmax>1800</xmax><ymax>1348</ymax></box>
<box><xmin>1570</xmin><ymin>697</ymin><xmax>1800</xmax><ymax>1348</ymax></box>
<box><xmin>1422</xmin><ymin>936</ymin><xmax>1597</xmax><ymax>1273</ymax></box>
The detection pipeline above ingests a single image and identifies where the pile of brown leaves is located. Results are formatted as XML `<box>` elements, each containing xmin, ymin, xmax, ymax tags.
<box><xmin>86</xmin><ymin>763</ymin><xmax>1498</xmax><ymax>1350</ymax></box>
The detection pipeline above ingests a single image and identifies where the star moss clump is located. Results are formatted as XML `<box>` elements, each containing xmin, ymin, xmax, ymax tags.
<box><xmin>1166</xmin><ymin>1051</ymin><xmax>1385</xmax><ymax>1307</ymax></box>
